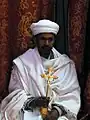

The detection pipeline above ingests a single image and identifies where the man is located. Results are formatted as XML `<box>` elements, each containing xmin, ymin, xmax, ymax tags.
<box><xmin>0</xmin><ymin>19</ymin><xmax>80</xmax><ymax>120</ymax></box>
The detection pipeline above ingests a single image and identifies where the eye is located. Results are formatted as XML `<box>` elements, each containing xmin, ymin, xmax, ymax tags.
<box><xmin>48</xmin><ymin>38</ymin><xmax>54</xmax><ymax>43</ymax></box>
<box><xmin>49</xmin><ymin>38</ymin><xmax>54</xmax><ymax>41</ymax></box>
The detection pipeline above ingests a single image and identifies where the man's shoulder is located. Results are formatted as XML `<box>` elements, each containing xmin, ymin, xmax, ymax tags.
<box><xmin>21</xmin><ymin>48</ymin><xmax>33</xmax><ymax>57</ymax></box>
<box><xmin>52</xmin><ymin>47</ymin><xmax>74</xmax><ymax>64</ymax></box>
<box><xmin>61</xmin><ymin>54</ymin><xmax>71</xmax><ymax>61</ymax></box>
<box><xmin>58</xmin><ymin>53</ymin><xmax>75</xmax><ymax>66</ymax></box>
<box><xmin>15</xmin><ymin>48</ymin><xmax>33</xmax><ymax>59</ymax></box>
<box><xmin>13</xmin><ymin>48</ymin><xmax>34</xmax><ymax>64</ymax></box>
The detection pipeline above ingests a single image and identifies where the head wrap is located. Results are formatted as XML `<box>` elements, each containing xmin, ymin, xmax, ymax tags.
<box><xmin>30</xmin><ymin>19</ymin><xmax>59</xmax><ymax>35</ymax></box>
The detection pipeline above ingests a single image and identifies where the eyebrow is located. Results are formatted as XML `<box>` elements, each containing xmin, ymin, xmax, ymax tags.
<box><xmin>40</xmin><ymin>36</ymin><xmax>54</xmax><ymax>40</ymax></box>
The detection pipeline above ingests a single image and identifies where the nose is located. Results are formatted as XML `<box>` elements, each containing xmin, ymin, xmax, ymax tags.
<box><xmin>45</xmin><ymin>40</ymin><xmax>49</xmax><ymax>45</ymax></box>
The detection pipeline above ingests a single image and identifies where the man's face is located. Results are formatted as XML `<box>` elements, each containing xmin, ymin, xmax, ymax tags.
<box><xmin>35</xmin><ymin>33</ymin><xmax>55</xmax><ymax>58</ymax></box>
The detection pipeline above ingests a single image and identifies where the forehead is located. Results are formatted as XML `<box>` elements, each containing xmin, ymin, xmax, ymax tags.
<box><xmin>37</xmin><ymin>33</ymin><xmax>55</xmax><ymax>38</ymax></box>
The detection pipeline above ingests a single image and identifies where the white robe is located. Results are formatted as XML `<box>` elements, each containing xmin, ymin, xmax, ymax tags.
<box><xmin>0</xmin><ymin>47</ymin><xmax>81</xmax><ymax>120</ymax></box>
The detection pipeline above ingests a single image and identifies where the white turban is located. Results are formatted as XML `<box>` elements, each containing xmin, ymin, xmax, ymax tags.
<box><xmin>30</xmin><ymin>19</ymin><xmax>59</xmax><ymax>35</ymax></box>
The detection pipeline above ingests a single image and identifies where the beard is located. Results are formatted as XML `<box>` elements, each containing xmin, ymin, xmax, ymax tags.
<box><xmin>38</xmin><ymin>46</ymin><xmax>52</xmax><ymax>58</ymax></box>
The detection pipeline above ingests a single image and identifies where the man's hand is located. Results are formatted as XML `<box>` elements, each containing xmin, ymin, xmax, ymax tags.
<box><xmin>43</xmin><ymin>109</ymin><xmax>59</xmax><ymax>120</ymax></box>
<box><xmin>24</xmin><ymin>97</ymin><xmax>50</xmax><ymax>110</ymax></box>
<box><xmin>31</xmin><ymin>97</ymin><xmax>50</xmax><ymax>108</ymax></box>
<box><xmin>35</xmin><ymin>97</ymin><xmax>50</xmax><ymax>107</ymax></box>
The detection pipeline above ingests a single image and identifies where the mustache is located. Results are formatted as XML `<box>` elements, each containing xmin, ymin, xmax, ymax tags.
<box><xmin>38</xmin><ymin>46</ymin><xmax>52</xmax><ymax>58</ymax></box>
<box><xmin>41</xmin><ymin>46</ymin><xmax>52</xmax><ymax>51</ymax></box>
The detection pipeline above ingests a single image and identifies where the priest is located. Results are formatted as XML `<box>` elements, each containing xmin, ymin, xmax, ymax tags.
<box><xmin>0</xmin><ymin>19</ymin><xmax>81</xmax><ymax>120</ymax></box>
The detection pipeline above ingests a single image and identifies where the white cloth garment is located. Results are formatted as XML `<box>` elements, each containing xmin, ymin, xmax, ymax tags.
<box><xmin>0</xmin><ymin>47</ymin><xmax>81</xmax><ymax>120</ymax></box>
